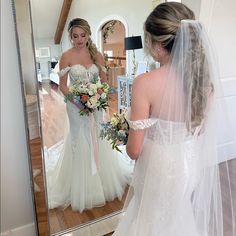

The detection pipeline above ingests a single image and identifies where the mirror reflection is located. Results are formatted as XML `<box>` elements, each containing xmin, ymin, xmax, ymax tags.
<box><xmin>14</xmin><ymin>0</ymin><xmax>182</xmax><ymax>235</ymax></box>
<box><xmin>42</xmin><ymin>17</ymin><xmax>133</xmax><ymax>234</ymax></box>
<box><xmin>13</xmin><ymin>0</ymin><xmax>236</xmax><ymax>235</ymax></box>
<box><xmin>30</xmin><ymin>0</ymin><xmax>137</xmax><ymax>235</ymax></box>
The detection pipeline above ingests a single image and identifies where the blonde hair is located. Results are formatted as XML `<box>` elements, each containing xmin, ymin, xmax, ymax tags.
<box><xmin>144</xmin><ymin>2</ymin><xmax>213</xmax><ymax>130</ymax></box>
<box><xmin>68</xmin><ymin>18</ymin><xmax>99</xmax><ymax>66</ymax></box>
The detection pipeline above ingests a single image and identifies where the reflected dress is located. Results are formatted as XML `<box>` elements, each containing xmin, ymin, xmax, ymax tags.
<box><xmin>45</xmin><ymin>64</ymin><xmax>133</xmax><ymax>212</ymax></box>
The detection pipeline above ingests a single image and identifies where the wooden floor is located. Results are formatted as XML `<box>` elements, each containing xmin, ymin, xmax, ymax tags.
<box><xmin>30</xmin><ymin>137</ymin><xmax>49</xmax><ymax>235</ymax></box>
<box><xmin>30</xmin><ymin>81</ymin><xmax>235</xmax><ymax>236</ymax></box>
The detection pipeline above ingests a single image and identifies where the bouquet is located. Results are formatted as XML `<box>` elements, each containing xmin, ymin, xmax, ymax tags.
<box><xmin>100</xmin><ymin>111</ymin><xmax>129</xmax><ymax>152</ymax></box>
<box><xmin>65</xmin><ymin>76</ymin><xmax>110</xmax><ymax>116</ymax></box>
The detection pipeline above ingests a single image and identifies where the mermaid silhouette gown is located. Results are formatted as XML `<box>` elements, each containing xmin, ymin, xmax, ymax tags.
<box><xmin>113</xmin><ymin>110</ymin><xmax>203</xmax><ymax>236</ymax></box>
<box><xmin>45</xmin><ymin>64</ymin><xmax>133</xmax><ymax>212</ymax></box>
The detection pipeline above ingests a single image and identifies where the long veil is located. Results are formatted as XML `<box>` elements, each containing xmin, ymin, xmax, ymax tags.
<box><xmin>116</xmin><ymin>20</ymin><xmax>235</xmax><ymax>236</ymax></box>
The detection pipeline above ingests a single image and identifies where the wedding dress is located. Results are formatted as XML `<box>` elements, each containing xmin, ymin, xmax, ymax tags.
<box><xmin>114</xmin><ymin>19</ymin><xmax>235</xmax><ymax>236</ymax></box>
<box><xmin>45</xmin><ymin>64</ymin><xmax>133</xmax><ymax>212</ymax></box>
<box><xmin>113</xmin><ymin>112</ymin><xmax>202</xmax><ymax>236</ymax></box>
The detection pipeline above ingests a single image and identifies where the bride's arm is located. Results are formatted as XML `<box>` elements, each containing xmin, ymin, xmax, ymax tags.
<box><xmin>96</xmin><ymin>52</ymin><xmax>107</xmax><ymax>83</ymax></box>
<box><xmin>126</xmin><ymin>75</ymin><xmax>150</xmax><ymax>160</ymax></box>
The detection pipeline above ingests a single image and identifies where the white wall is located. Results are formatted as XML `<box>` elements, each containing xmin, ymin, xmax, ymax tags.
<box><xmin>15</xmin><ymin>0</ymin><xmax>37</xmax><ymax>95</ymax></box>
<box><xmin>182</xmin><ymin>0</ymin><xmax>202</xmax><ymax>19</ymax></box>
<box><xmin>200</xmin><ymin>0</ymin><xmax>236</xmax><ymax>162</ymax></box>
<box><xmin>60</xmin><ymin>0</ymin><xmax>154</xmax><ymax>73</ymax></box>
<box><xmin>0</xmin><ymin>0</ymin><xmax>36</xmax><ymax>235</ymax></box>
<box><xmin>60</xmin><ymin>0</ymin><xmax>202</xmax><ymax>74</ymax></box>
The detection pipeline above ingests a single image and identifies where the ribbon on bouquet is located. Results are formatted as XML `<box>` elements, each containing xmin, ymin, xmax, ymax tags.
<box><xmin>89</xmin><ymin>113</ymin><xmax>99</xmax><ymax>175</ymax></box>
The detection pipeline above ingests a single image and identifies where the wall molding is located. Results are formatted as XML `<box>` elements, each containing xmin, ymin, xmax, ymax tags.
<box><xmin>218</xmin><ymin>76</ymin><xmax>236</xmax><ymax>163</ymax></box>
<box><xmin>0</xmin><ymin>223</ymin><xmax>36</xmax><ymax>236</ymax></box>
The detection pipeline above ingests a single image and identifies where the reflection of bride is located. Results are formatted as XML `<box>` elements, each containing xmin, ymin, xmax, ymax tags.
<box><xmin>45</xmin><ymin>18</ymin><xmax>132</xmax><ymax>212</ymax></box>
<box><xmin>114</xmin><ymin>2</ymin><xmax>235</xmax><ymax>236</ymax></box>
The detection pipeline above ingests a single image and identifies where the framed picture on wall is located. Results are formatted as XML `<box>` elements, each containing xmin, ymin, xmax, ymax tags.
<box><xmin>38</xmin><ymin>47</ymin><xmax>50</xmax><ymax>58</ymax></box>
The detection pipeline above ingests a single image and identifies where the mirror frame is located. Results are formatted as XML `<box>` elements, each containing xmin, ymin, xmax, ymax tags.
<box><xmin>11</xmin><ymin>0</ymin><xmax>49</xmax><ymax>234</ymax></box>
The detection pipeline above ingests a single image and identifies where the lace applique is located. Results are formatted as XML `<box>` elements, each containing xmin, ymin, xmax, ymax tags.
<box><xmin>124</xmin><ymin>109</ymin><xmax>157</xmax><ymax>130</ymax></box>
<box><xmin>57</xmin><ymin>66</ymin><xmax>71</xmax><ymax>77</ymax></box>
<box><xmin>127</xmin><ymin>118</ymin><xmax>158</xmax><ymax>130</ymax></box>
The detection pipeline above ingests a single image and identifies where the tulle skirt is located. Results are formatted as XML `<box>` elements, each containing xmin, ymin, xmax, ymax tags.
<box><xmin>113</xmin><ymin>139</ymin><xmax>201</xmax><ymax>236</ymax></box>
<box><xmin>45</xmin><ymin>102</ymin><xmax>133</xmax><ymax>212</ymax></box>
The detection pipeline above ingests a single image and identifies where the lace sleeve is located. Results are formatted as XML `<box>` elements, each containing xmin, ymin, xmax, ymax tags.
<box><xmin>125</xmin><ymin>109</ymin><xmax>157</xmax><ymax>130</ymax></box>
<box><xmin>57</xmin><ymin>66</ymin><xmax>71</xmax><ymax>77</ymax></box>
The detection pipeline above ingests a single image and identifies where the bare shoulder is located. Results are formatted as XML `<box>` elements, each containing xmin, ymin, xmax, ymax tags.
<box><xmin>132</xmin><ymin>68</ymin><xmax>165</xmax><ymax>101</ymax></box>
<box><xmin>60</xmin><ymin>48</ymin><xmax>74</xmax><ymax>60</ymax></box>
<box><xmin>59</xmin><ymin>49</ymin><xmax>73</xmax><ymax>69</ymax></box>
<box><xmin>133</xmin><ymin>68</ymin><xmax>161</xmax><ymax>89</ymax></box>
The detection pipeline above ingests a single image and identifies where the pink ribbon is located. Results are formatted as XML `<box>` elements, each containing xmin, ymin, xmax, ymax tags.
<box><xmin>89</xmin><ymin>113</ymin><xmax>99</xmax><ymax>175</ymax></box>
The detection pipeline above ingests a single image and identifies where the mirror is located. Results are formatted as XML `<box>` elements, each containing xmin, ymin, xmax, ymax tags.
<box><xmin>12</xmin><ymin>0</ymin><xmax>236</xmax><ymax>235</ymax></box>
<box><xmin>12</xmin><ymin>0</ymin><xmax>219</xmax><ymax>235</ymax></box>
<box><xmin>13</xmin><ymin>0</ymin><xmax>147</xmax><ymax>235</ymax></box>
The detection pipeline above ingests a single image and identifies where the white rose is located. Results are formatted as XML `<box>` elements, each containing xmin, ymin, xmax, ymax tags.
<box><xmin>78</xmin><ymin>85</ymin><xmax>88</xmax><ymax>93</ymax></box>
<box><xmin>101</xmin><ymin>93</ymin><xmax>107</xmax><ymax>99</ymax></box>
<box><xmin>88</xmin><ymin>90</ymin><xmax>95</xmax><ymax>96</ymax></box>
<box><xmin>89</xmin><ymin>84</ymin><xmax>97</xmax><ymax>93</ymax></box>
<box><xmin>87</xmin><ymin>96</ymin><xmax>98</xmax><ymax>108</ymax></box>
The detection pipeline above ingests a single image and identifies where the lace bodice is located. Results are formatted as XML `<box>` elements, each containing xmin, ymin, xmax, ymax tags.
<box><xmin>125</xmin><ymin>109</ymin><xmax>190</xmax><ymax>144</ymax></box>
<box><xmin>58</xmin><ymin>64</ymin><xmax>99</xmax><ymax>84</ymax></box>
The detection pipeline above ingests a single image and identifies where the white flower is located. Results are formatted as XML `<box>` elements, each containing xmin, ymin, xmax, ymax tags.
<box><xmin>89</xmin><ymin>84</ymin><xmax>97</xmax><ymax>93</ymax></box>
<box><xmin>78</xmin><ymin>85</ymin><xmax>88</xmax><ymax>93</ymax></box>
<box><xmin>101</xmin><ymin>93</ymin><xmax>107</xmax><ymax>99</ymax></box>
<box><xmin>87</xmin><ymin>96</ymin><xmax>98</xmax><ymax>109</ymax></box>
<box><xmin>88</xmin><ymin>90</ymin><xmax>95</xmax><ymax>96</ymax></box>
<box><xmin>111</xmin><ymin>117</ymin><xmax>119</xmax><ymax>126</ymax></box>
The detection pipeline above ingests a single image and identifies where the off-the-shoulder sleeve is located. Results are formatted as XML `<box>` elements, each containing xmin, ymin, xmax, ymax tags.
<box><xmin>125</xmin><ymin>109</ymin><xmax>157</xmax><ymax>130</ymax></box>
<box><xmin>57</xmin><ymin>66</ymin><xmax>71</xmax><ymax>77</ymax></box>
<box><xmin>100</xmin><ymin>65</ymin><xmax>107</xmax><ymax>73</ymax></box>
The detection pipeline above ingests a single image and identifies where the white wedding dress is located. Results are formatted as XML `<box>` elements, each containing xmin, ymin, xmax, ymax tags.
<box><xmin>45</xmin><ymin>64</ymin><xmax>133</xmax><ymax>212</ymax></box>
<box><xmin>114</xmin><ymin>111</ymin><xmax>203</xmax><ymax>236</ymax></box>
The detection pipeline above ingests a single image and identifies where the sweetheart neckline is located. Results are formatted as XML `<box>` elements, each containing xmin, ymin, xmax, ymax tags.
<box><xmin>69</xmin><ymin>64</ymin><xmax>96</xmax><ymax>70</ymax></box>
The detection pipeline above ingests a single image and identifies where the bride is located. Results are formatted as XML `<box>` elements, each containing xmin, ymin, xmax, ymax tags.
<box><xmin>113</xmin><ymin>2</ymin><xmax>235</xmax><ymax>236</ymax></box>
<box><xmin>46</xmin><ymin>18</ymin><xmax>132</xmax><ymax>212</ymax></box>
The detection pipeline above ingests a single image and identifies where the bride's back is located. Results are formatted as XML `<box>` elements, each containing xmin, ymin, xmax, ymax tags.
<box><xmin>140</xmin><ymin>65</ymin><xmax>186</xmax><ymax>123</ymax></box>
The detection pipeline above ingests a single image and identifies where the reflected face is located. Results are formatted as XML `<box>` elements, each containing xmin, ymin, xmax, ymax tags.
<box><xmin>71</xmin><ymin>27</ymin><xmax>88</xmax><ymax>49</ymax></box>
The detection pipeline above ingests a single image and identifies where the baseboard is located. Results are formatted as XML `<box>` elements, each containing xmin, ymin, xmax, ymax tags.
<box><xmin>0</xmin><ymin>223</ymin><xmax>36</xmax><ymax>236</ymax></box>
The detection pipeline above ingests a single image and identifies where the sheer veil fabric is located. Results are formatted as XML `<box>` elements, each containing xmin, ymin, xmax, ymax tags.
<box><xmin>113</xmin><ymin>20</ymin><xmax>235</xmax><ymax>236</ymax></box>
